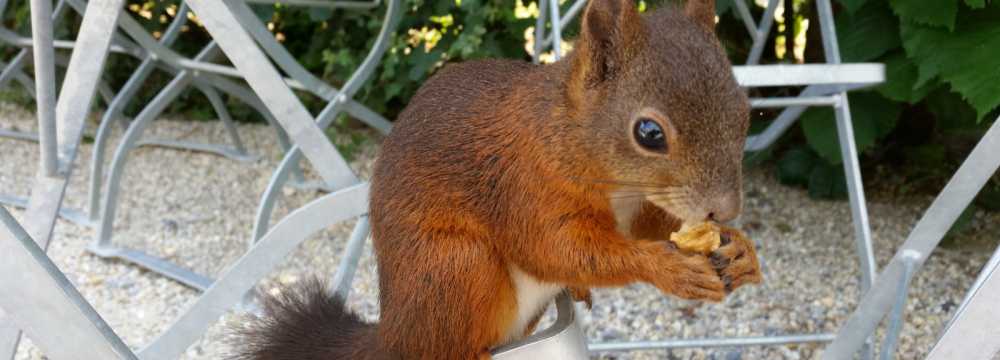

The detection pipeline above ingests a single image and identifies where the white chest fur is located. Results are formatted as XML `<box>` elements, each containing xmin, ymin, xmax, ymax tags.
<box><xmin>505</xmin><ymin>265</ymin><xmax>563</xmax><ymax>341</ymax></box>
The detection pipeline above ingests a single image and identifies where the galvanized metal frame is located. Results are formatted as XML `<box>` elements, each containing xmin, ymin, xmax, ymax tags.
<box><xmin>0</xmin><ymin>0</ymin><xmax>399</xmax><ymax>358</ymax></box>
<box><xmin>822</xmin><ymin>117</ymin><xmax>1000</xmax><ymax>358</ymax></box>
<box><xmin>0</xmin><ymin>0</ymin><xmax>126</xmax><ymax>356</ymax></box>
<box><xmin>0</xmin><ymin>0</ymin><xmax>267</xmax><ymax>228</ymax></box>
<box><xmin>85</xmin><ymin>0</ymin><xmax>398</xmax><ymax>292</ymax></box>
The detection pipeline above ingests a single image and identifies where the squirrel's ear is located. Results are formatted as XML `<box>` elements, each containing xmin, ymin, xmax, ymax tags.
<box><xmin>684</xmin><ymin>0</ymin><xmax>717</xmax><ymax>30</ymax></box>
<box><xmin>571</xmin><ymin>0</ymin><xmax>644</xmax><ymax>87</ymax></box>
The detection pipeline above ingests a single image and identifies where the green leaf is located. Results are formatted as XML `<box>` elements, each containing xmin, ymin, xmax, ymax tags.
<box><xmin>965</xmin><ymin>0</ymin><xmax>987</xmax><ymax>9</ymax></box>
<box><xmin>408</xmin><ymin>48</ymin><xmax>443</xmax><ymax>81</ymax></box>
<box><xmin>308</xmin><ymin>8</ymin><xmax>333</xmax><ymax>22</ymax></box>
<box><xmin>876</xmin><ymin>52</ymin><xmax>937</xmax><ymax>104</ymax></box>
<box><xmin>716</xmin><ymin>0</ymin><xmax>733</xmax><ymax>15</ymax></box>
<box><xmin>889</xmin><ymin>0</ymin><xmax>958</xmax><ymax>30</ymax></box>
<box><xmin>836</xmin><ymin>1</ymin><xmax>900</xmax><ymax>62</ymax></box>
<box><xmin>777</xmin><ymin>147</ymin><xmax>817</xmax><ymax>186</ymax></box>
<box><xmin>800</xmin><ymin>92</ymin><xmax>901</xmax><ymax>163</ymax></box>
<box><xmin>901</xmin><ymin>6</ymin><xmax>1000</xmax><ymax>119</ymax></box>
<box><xmin>925</xmin><ymin>88</ymin><xmax>981</xmax><ymax>133</ymax></box>
<box><xmin>808</xmin><ymin>163</ymin><xmax>848</xmax><ymax>199</ymax></box>
<box><xmin>838</xmin><ymin>0</ymin><xmax>868</xmax><ymax>14</ymax></box>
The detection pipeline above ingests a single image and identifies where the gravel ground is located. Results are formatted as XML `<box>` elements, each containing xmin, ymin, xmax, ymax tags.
<box><xmin>1</xmin><ymin>104</ymin><xmax>998</xmax><ymax>360</ymax></box>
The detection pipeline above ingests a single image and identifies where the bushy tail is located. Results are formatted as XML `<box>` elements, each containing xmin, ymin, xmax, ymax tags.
<box><xmin>230</xmin><ymin>279</ymin><xmax>385</xmax><ymax>360</ymax></box>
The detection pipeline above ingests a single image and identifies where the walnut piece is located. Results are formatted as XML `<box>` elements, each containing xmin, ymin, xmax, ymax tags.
<box><xmin>669</xmin><ymin>222</ymin><xmax>722</xmax><ymax>255</ymax></box>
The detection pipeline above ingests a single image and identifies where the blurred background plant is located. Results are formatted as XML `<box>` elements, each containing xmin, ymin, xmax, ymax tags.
<box><xmin>1</xmin><ymin>0</ymin><xmax>998</xmax><ymax>235</ymax></box>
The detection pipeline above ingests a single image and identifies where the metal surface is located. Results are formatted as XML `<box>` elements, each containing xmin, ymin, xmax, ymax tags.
<box><xmin>28</xmin><ymin>0</ymin><xmax>58</xmax><ymax>176</ymax></box>
<box><xmin>822</xmin><ymin>117</ymin><xmax>1000</xmax><ymax>358</ymax></box>
<box><xmin>0</xmin><ymin>1</ymin><xmax>125</xmax><ymax>356</ymax></box>
<box><xmin>492</xmin><ymin>293</ymin><xmax>589</xmax><ymax>360</ymax></box>
<box><xmin>732</xmin><ymin>64</ymin><xmax>884</xmax><ymax>87</ymax></box>
<box><xmin>250</xmin><ymin>0</ymin><xmax>400</xmax><ymax>244</ymax></box>
<box><xmin>749</xmin><ymin>95</ymin><xmax>840</xmax><ymax>108</ymax></box>
<box><xmin>547</xmin><ymin>0</ymin><xmax>563</xmax><ymax>60</ymax></box>
<box><xmin>926</xmin><ymin>246</ymin><xmax>1000</xmax><ymax>360</ymax></box>
<box><xmin>878</xmin><ymin>251</ymin><xmax>918</xmax><ymax>360</ymax></box>
<box><xmin>589</xmin><ymin>333</ymin><xmax>836</xmax><ymax>352</ymax></box>
<box><xmin>330</xmin><ymin>215</ymin><xmax>370</xmax><ymax>299</ymax></box>
<box><xmin>185</xmin><ymin>0</ymin><xmax>356</xmax><ymax>190</ymax></box>
<box><xmin>139</xmin><ymin>183</ymin><xmax>370</xmax><ymax>360</ymax></box>
<box><xmin>745</xmin><ymin>0</ymin><xmax>778</xmax><ymax>65</ymax></box>
<box><xmin>0</xmin><ymin>206</ymin><xmax>137</xmax><ymax>360</ymax></box>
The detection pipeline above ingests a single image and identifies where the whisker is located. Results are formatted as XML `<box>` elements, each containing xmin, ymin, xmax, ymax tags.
<box><xmin>563</xmin><ymin>176</ymin><xmax>678</xmax><ymax>189</ymax></box>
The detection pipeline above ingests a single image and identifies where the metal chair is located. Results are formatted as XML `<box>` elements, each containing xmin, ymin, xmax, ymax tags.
<box><xmin>0</xmin><ymin>0</ymin><xmax>396</xmax><ymax>357</ymax></box>
<box><xmin>83</xmin><ymin>0</ymin><xmax>394</xmax><ymax>291</ymax></box>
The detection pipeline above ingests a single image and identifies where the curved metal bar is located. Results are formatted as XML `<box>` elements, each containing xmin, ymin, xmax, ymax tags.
<box><xmin>192</xmin><ymin>81</ymin><xmax>249</xmax><ymax>155</ymax></box>
<box><xmin>250</xmin><ymin>0</ymin><xmax>400</xmax><ymax>244</ymax></box>
<box><xmin>329</xmin><ymin>215</ymin><xmax>369</xmax><ymax>299</ymax></box>
<box><xmin>0</xmin><ymin>53</ymin><xmax>37</xmax><ymax>98</ymax></box>
<box><xmin>91</xmin><ymin>69</ymin><xmax>199</xmax><ymax>250</ymax></box>
<box><xmin>87</xmin><ymin>3</ymin><xmax>193</xmax><ymax>221</ymax></box>
<box><xmin>228</xmin><ymin>0</ymin><xmax>392</xmax><ymax>134</ymax></box>
<box><xmin>70</xmin><ymin>0</ymin><xmax>388</xmax><ymax>129</ymax></box>
<box><xmin>492</xmin><ymin>293</ymin><xmax>588</xmax><ymax>359</ymax></box>
<box><xmin>138</xmin><ymin>183</ymin><xmax>370</xmax><ymax>360</ymax></box>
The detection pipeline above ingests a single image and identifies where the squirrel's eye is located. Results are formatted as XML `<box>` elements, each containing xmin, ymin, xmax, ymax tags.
<box><xmin>633</xmin><ymin>118</ymin><xmax>667</xmax><ymax>152</ymax></box>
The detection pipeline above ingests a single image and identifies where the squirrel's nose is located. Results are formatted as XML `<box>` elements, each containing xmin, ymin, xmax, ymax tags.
<box><xmin>705</xmin><ymin>192</ymin><xmax>742</xmax><ymax>223</ymax></box>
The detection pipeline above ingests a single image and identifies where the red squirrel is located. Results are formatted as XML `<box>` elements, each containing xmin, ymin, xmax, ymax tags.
<box><xmin>234</xmin><ymin>0</ymin><xmax>760</xmax><ymax>358</ymax></box>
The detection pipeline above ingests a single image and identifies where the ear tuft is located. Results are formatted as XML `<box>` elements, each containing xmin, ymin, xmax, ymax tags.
<box><xmin>685</xmin><ymin>0</ymin><xmax>717</xmax><ymax>30</ymax></box>
<box><xmin>571</xmin><ymin>0</ymin><xmax>645</xmax><ymax>89</ymax></box>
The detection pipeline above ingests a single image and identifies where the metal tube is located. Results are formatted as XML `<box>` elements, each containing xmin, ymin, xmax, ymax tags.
<box><xmin>744</xmin><ymin>85</ymin><xmax>828</xmax><ymax>152</ymax></box>
<box><xmin>823</xmin><ymin>116</ymin><xmax>1000</xmax><ymax>358</ymax></box>
<box><xmin>878</xmin><ymin>253</ymin><xmax>919</xmax><ymax>360</ymax></box>
<box><xmin>533</xmin><ymin>0</ymin><xmax>547</xmax><ymax>64</ymax></box>
<box><xmin>750</xmin><ymin>95</ymin><xmax>839</xmax><ymax>108</ymax></box>
<box><xmin>0</xmin><ymin>207</ymin><xmax>137</xmax><ymax>360</ymax></box>
<box><xmin>548</xmin><ymin>0</ymin><xmax>562</xmax><ymax>60</ymax></box>
<box><xmin>746</xmin><ymin>0</ymin><xmax>778</xmax><ymax>65</ymax></box>
<box><xmin>732</xmin><ymin>64</ymin><xmax>884</xmax><ymax>88</ymax></box>
<box><xmin>139</xmin><ymin>184</ymin><xmax>371</xmax><ymax>360</ymax></box>
<box><xmin>29</xmin><ymin>0</ymin><xmax>59</xmax><ymax>176</ymax></box>
<box><xmin>590</xmin><ymin>333</ymin><xmax>836</xmax><ymax>352</ymax></box>
<box><xmin>732</xmin><ymin>0</ymin><xmax>759</xmax><ymax>41</ymax></box>
<box><xmin>330</xmin><ymin>216</ymin><xmax>370</xmax><ymax>299</ymax></box>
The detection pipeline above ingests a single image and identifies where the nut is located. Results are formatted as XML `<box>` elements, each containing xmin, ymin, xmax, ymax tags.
<box><xmin>669</xmin><ymin>222</ymin><xmax>722</xmax><ymax>255</ymax></box>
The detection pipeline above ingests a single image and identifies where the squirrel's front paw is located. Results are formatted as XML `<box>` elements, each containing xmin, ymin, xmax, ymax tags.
<box><xmin>648</xmin><ymin>244</ymin><xmax>726</xmax><ymax>302</ymax></box>
<box><xmin>710</xmin><ymin>227</ymin><xmax>762</xmax><ymax>293</ymax></box>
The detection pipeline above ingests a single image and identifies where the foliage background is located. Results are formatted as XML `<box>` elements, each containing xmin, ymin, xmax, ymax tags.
<box><xmin>1</xmin><ymin>0</ymin><xmax>998</xmax><ymax>232</ymax></box>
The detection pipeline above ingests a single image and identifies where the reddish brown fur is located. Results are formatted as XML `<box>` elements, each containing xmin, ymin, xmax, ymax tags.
<box><xmin>236</xmin><ymin>0</ymin><xmax>760</xmax><ymax>359</ymax></box>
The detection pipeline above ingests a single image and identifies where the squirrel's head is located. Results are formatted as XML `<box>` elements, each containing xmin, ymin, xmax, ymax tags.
<box><xmin>563</xmin><ymin>0</ymin><xmax>750</xmax><ymax>224</ymax></box>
